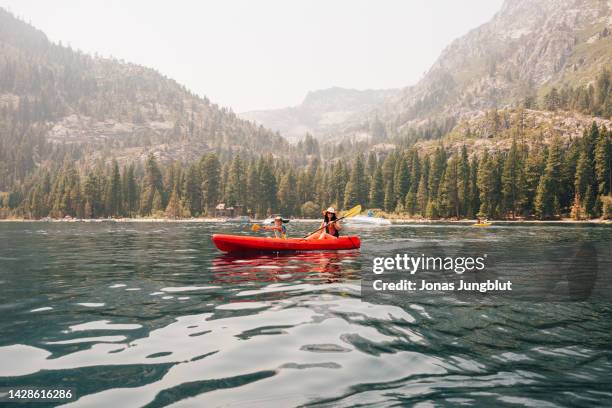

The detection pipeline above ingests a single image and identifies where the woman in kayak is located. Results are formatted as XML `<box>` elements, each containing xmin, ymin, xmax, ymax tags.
<box><xmin>316</xmin><ymin>207</ymin><xmax>342</xmax><ymax>239</ymax></box>
<box><xmin>261</xmin><ymin>216</ymin><xmax>288</xmax><ymax>238</ymax></box>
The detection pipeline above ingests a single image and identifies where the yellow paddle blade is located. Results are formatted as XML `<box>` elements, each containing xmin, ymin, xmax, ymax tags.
<box><xmin>251</xmin><ymin>224</ymin><xmax>261</xmax><ymax>232</ymax></box>
<box><xmin>342</xmin><ymin>205</ymin><xmax>361</xmax><ymax>219</ymax></box>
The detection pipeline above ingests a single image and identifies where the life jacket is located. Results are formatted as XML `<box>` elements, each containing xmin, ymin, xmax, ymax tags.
<box><xmin>324</xmin><ymin>219</ymin><xmax>339</xmax><ymax>237</ymax></box>
<box><xmin>274</xmin><ymin>224</ymin><xmax>287</xmax><ymax>239</ymax></box>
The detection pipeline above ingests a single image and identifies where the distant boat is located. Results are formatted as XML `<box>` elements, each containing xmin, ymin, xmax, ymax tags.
<box><xmin>346</xmin><ymin>215</ymin><xmax>391</xmax><ymax>226</ymax></box>
<box><xmin>472</xmin><ymin>222</ymin><xmax>492</xmax><ymax>227</ymax></box>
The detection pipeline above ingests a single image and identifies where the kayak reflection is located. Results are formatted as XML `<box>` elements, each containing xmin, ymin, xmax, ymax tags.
<box><xmin>212</xmin><ymin>251</ymin><xmax>362</xmax><ymax>285</ymax></box>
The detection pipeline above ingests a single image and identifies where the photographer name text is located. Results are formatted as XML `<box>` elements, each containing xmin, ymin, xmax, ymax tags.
<box><xmin>371</xmin><ymin>254</ymin><xmax>512</xmax><ymax>293</ymax></box>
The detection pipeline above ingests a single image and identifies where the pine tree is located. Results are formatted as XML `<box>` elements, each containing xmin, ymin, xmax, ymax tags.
<box><xmin>523</xmin><ymin>146</ymin><xmax>545</xmax><ymax>215</ymax></box>
<box><xmin>468</xmin><ymin>156</ymin><xmax>479</xmax><ymax>218</ymax></box>
<box><xmin>405</xmin><ymin>154</ymin><xmax>420</xmax><ymax>215</ymax></box>
<box><xmin>501</xmin><ymin>139</ymin><xmax>523</xmax><ymax>218</ymax></box>
<box><xmin>425</xmin><ymin>199</ymin><xmax>438</xmax><ymax>219</ymax></box>
<box><xmin>140</xmin><ymin>154</ymin><xmax>163</xmax><ymax>216</ymax></box>
<box><xmin>277</xmin><ymin>170</ymin><xmax>297</xmax><ymax>216</ymax></box>
<box><xmin>428</xmin><ymin>146</ymin><xmax>446</xmax><ymax>202</ymax></box>
<box><xmin>313</xmin><ymin>167</ymin><xmax>328</xmax><ymax>207</ymax></box>
<box><xmin>560</xmin><ymin>143</ymin><xmax>579</xmax><ymax>211</ymax></box>
<box><xmin>28</xmin><ymin>186</ymin><xmax>44</xmax><ymax>219</ymax></box>
<box><xmin>381</xmin><ymin>153</ymin><xmax>396</xmax><ymax>209</ymax></box>
<box><xmin>437</xmin><ymin>170</ymin><xmax>450</xmax><ymax>218</ymax></box>
<box><xmin>258</xmin><ymin>158</ymin><xmax>277</xmax><ymax>215</ymax></box>
<box><xmin>574</xmin><ymin>150</ymin><xmax>591</xmax><ymax>208</ymax></box>
<box><xmin>457</xmin><ymin>145</ymin><xmax>470</xmax><ymax>217</ymax></box>
<box><xmin>416</xmin><ymin>155</ymin><xmax>430</xmax><ymax>216</ymax></box>
<box><xmin>383</xmin><ymin>182</ymin><xmax>394</xmax><ymax>213</ymax></box>
<box><xmin>344</xmin><ymin>180</ymin><xmax>357</xmax><ymax>210</ymax></box>
<box><xmin>351</xmin><ymin>154</ymin><xmax>368</xmax><ymax>206</ymax></box>
<box><xmin>367</xmin><ymin>151</ymin><xmax>378</xmax><ymax>178</ymax></box>
<box><xmin>477</xmin><ymin>150</ymin><xmax>493</xmax><ymax>217</ymax></box>
<box><xmin>444</xmin><ymin>156</ymin><xmax>459</xmax><ymax>218</ymax></box>
<box><xmin>83</xmin><ymin>171</ymin><xmax>101</xmax><ymax>218</ymax></box>
<box><xmin>165</xmin><ymin>182</ymin><xmax>182</xmax><ymax>219</ymax></box>
<box><xmin>226</xmin><ymin>155</ymin><xmax>246</xmax><ymax>207</ymax></box>
<box><xmin>183</xmin><ymin>163</ymin><xmax>202</xmax><ymax>216</ymax></box>
<box><xmin>200</xmin><ymin>153</ymin><xmax>221</xmax><ymax>215</ymax></box>
<box><xmin>570</xmin><ymin>193</ymin><xmax>582</xmax><ymax>220</ymax></box>
<box><xmin>124</xmin><ymin>164</ymin><xmax>138</xmax><ymax>217</ymax></box>
<box><xmin>331</xmin><ymin>162</ymin><xmax>348</xmax><ymax>209</ymax></box>
<box><xmin>369</xmin><ymin>165</ymin><xmax>384</xmax><ymax>209</ymax></box>
<box><xmin>393</xmin><ymin>156</ymin><xmax>410</xmax><ymax>209</ymax></box>
<box><xmin>151</xmin><ymin>189</ymin><xmax>164</xmax><ymax>216</ymax></box>
<box><xmin>544</xmin><ymin>87</ymin><xmax>560</xmax><ymax>111</ymax></box>
<box><xmin>535</xmin><ymin>137</ymin><xmax>563</xmax><ymax>219</ymax></box>
<box><xmin>594</xmin><ymin>126</ymin><xmax>611</xmax><ymax>197</ymax></box>
<box><xmin>105</xmin><ymin>159</ymin><xmax>122</xmax><ymax>217</ymax></box>
<box><xmin>246</xmin><ymin>162</ymin><xmax>260</xmax><ymax>216</ymax></box>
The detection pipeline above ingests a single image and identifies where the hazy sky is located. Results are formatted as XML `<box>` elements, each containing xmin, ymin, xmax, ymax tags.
<box><xmin>1</xmin><ymin>0</ymin><xmax>503</xmax><ymax>112</ymax></box>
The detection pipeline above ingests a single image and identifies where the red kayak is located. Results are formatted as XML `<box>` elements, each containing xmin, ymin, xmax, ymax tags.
<box><xmin>212</xmin><ymin>234</ymin><xmax>361</xmax><ymax>253</ymax></box>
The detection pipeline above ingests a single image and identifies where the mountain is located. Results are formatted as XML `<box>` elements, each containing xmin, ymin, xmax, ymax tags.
<box><xmin>387</xmin><ymin>0</ymin><xmax>611</xmax><ymax>128</ymax></box>
<box><xmin>240</xmin><ymin>87</ymin><xmax>398</xmax><ymax>142</ymax></box>
<box><xmin>246</xmin><ymin>0</ymin><xmax>610</xmax><ymax>145</ymax></box>
<box><xmin>1</xmin><ymin>3</ymin><xmax>610</xmax><ymax>221</ymax></box>
<box><xmin>0</xmin><ymin>8</ymin><xmax>291</xmax><ymax>189</ymax></box>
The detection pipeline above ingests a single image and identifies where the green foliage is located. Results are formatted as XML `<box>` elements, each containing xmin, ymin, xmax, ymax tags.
<box><xmin>477</xmin><ymin>150</ymin><xmax>501</xmax><ymax>218</ymax></box>
<box><xmin>601</xmin><ymin>195</ymin><xmax>612</xmax><ymax>220</ymax></box>
<box><xmin>2</xmin><ymin>92</ymin><xmax>610</xmax><ymax>223</ymax></box>
<box><xmin>200</xmin><ymin>153</ymin><xmax>221</xmax><ymax>214</ymax></box>
<box><xmin>343</xmin><ymin>154</ymin><xmax>368</xmax><ymax>209</ymax></box>
<box><xmin>277</xmin><ymin>169</ymin><xmax>298</xmax><ymax>216</ymax></box>
<box><xmin>368</xmin><ymin>165</ymin><xmax>384</xmax><ymax>209</ymax></box>
<box><xmin>501</xmin><ymin>139</ymin><xmax>524</xmax><ymax>218</ymax></box>
<box><xmin>541</xmin><ymin>69</ymin><xmax>611</xmax><ymax>119</ymax></box>
<box><xmin>297</xmin><ymin>201</ymin><xmax>316</xmax><ymax>218</ymax></box>
<box><xmin>534</xmin><ymin>137</ymin><xmax>563</xmax><ymax>219</ymax></box>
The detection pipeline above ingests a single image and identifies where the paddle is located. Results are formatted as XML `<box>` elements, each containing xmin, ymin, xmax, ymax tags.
<box><xmin>303</xmin><ymin>204</ymin><xmax>361</xmax><ymax>238</ymax></box>
<box><xmin>252</xmin><ymin>219</ymin><xmax>288</xmax><ymax>233</ymax></box>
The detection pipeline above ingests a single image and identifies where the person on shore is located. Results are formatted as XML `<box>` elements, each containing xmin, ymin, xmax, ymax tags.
<box><xmin>314</xmin><ymin>207</ymin><xmax>341</xmax><ymax>240</ymax></box>
<box><xmin>261</xmin><ymin>216</ymin><xmax>288</xmax><ymax>238</ymax></box>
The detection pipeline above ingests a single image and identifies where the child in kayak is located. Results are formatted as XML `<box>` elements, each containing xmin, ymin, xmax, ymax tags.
<box><xmin>261</xmin><ymin>216</ymin><xmax>288</xmax><ymax>238</ymax></box>
<box><xmin>315</xmin><ymin>207</ymin><xmax>341</xmax><ymax>239</ymax></box>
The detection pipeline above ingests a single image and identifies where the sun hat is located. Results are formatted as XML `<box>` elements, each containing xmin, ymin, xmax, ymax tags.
<box><xmin>326</xmin><ymin>207</ymin><xmax>335</xmax><ymax>214</ymax></box>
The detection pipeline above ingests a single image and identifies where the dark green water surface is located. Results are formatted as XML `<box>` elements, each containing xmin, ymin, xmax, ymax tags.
<box><xmin>0</xmin><ymin>222</ymin><xmax>611</xmax><ymax>407</ymax></box>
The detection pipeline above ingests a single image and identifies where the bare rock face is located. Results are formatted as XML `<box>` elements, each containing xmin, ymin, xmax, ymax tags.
<box><xmin>240</xmin><ymin>87</ymin><xmax>399</xmax><ymax>142</ymax></box>
<box><xmin>242</xmin><ymin>0</ymin><xmax>610</xmax><ymax>146</ymax></box>
<box><xmin>388</xmin><ymin>0</ymin><xmax>611</xmax><ymax>126</ymax></box>
<box><xmin>414</xmin><ymin>108</ymin><xmax>612</xmax><ymax>156</ymax></box>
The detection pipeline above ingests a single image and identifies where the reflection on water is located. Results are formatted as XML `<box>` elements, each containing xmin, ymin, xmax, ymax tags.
<box><xmin>212</xmin><ymin>251</ymin><xmax>361</xmax><ymax>286</ymax></box>
<box><xmin>0</xmin><ymin>222</ymin><xmax>611</xmax><ymax>407</ymax></box>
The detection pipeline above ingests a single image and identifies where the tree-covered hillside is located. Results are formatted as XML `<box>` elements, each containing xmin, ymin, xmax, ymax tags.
<box><xmin>1</xmin><ymin>3</ymin><xmax>611</xmax><ymax>221</ymax></box>
<box><xmin>2</xmin><ymin>123</ymin><xmax>609</xmax><ymax>220</ymax></box>
<box><xmin>0</xmin><ymin>8</ymin><xmax>295</xmax><ymax>191</ymax></box>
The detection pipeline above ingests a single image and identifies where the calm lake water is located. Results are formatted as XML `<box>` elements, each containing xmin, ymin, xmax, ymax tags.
<box><xmin>0</xmin><ymin>221</ymin><xmax>611</xmax><ymax>407</ymax></box>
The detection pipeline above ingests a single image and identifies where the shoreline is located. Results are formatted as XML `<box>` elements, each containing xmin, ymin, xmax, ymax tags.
<box><xmin>0</xmin><ymin>217</ymin><xmax>609</xmax><ymax>224</ymax></box>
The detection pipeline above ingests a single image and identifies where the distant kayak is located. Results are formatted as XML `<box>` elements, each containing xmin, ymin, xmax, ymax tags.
<box><xmin>345</xmin><ymin>215</ymin><xmax>391</xmax><ymax>226</ymax></box>
<box><xmin>472</xmin><ymin>222</ymin><xmax>492</xmax><ymax>227</ymax></box>
<box><xmin>212</xmin><ymin>234</ymin><xmax>361</xmax><ymax>253</ymax></box>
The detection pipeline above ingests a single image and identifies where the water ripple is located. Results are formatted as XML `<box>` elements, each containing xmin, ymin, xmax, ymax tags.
<box><xmin>0</xmin><ymin>222</ymin><xmax>610</xmax><ymax>407</ymax></box>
